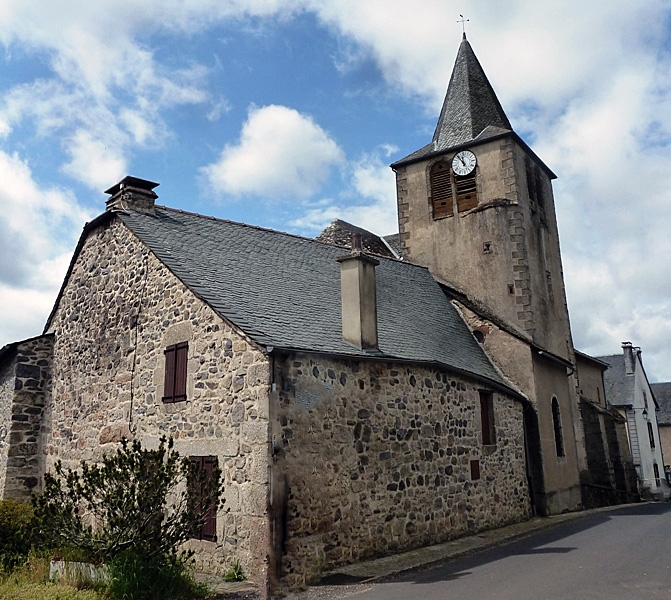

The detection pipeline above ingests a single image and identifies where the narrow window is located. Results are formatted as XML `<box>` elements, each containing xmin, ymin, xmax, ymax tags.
<box><xmin>455</xmin><ymin>172</ymin><xmax>478</xmax><ymax>212</ymax></box>
<box><xmin>430</xmin><ymin>161</ymin><xmax>453</xmax><ymax>219</ymax></box>
<box><xmin>470</xmin><ymin>459</ymin><xmax>481</xmax><ymax>480</ymax></box>
<box><xmin>163</xmin><ymin>342</ymin><xmax>188</xmax><ymax>403</ymax></box>
<box><xmin>552</xmin><ymin>397</ymin><xmax>565</xmax><ymax>457</ymax></box>
<box><xmin>189</xmin><ymin>456</ymin><xmax>218</xmax><ymax>541</ymax></box>
<box><xmin>648</xmin><ymin>422</ymin><xmax>655</xmax><ymax>449</ymax></box>
<box><xmin>526</xmin><ymin>158</ymin><xmax>537</xmax><ymax>211</ymax></box>
<box><xmin>643</xmin><ymin>392</ymin><xmax>648</xmax><ymax>409</ymax></box>
<box><xmin>653</xmin><ymin>463</ymin><xmax>661</xmax><ymax>487</ymax></box>
<box><xmin>480</xmin><ymin>391</ymin><xmax>496</xmax><ymax>446</ymax></box>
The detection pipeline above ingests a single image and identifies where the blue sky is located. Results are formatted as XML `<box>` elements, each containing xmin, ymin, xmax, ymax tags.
<box><xmin>0</xmin><ymin>1</ymin><xmax>670</xmax><ymax>381</ymax></box>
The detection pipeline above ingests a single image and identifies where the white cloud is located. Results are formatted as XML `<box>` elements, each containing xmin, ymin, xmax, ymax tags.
<box><xmin>0</xmin><ymin>151</ymin><xmax>90</xmax><ymax>342</ymax></box>
<box><xmin>201</xmin><ymin>104</ymin><xmax>345</xmax><ymax>199</ymax></box>
<box><xmin>61</xmin><ymin>130</ymin><xmax>127</xmax><ymax>189</ymax></box>
<box><xmin>290</xmin><ymin>146</ymin><xmax>398</xmax><ymax>237</ymax></box>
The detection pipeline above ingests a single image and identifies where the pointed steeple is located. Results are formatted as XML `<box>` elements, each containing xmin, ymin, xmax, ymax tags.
<box><xmin>432</xmin><ymin>35</ymin><xmax>512</xmax><ymax>152</ymax></box>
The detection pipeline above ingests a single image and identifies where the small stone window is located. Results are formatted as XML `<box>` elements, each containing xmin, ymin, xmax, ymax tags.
<box><xmin>189</xmin><ymin>455</ymin><xmax>218</xmax><ymax>542</ymax></box>
<box><xmin>648</xmin><ymin>422</ymin><xmax>656</xmax><ymax>449</ymax></box>
<box><xmin>163</xmin><ymin>341</ymin><xmax>188</xmax><ymax>403</ymax></box>
<box><xmin>479</xmin><ymin>391</ymin><xmax>496</xmax><ymax>446</ymax></box>
<box><xmin>552</xmin><ymin>397</ymin><xmax>565</xmax><ymax>457</ymax></box>
<box><xmin>470</xmin><ymin>459</ymin><xmax>481</xmax><ymax>480</ymax></box>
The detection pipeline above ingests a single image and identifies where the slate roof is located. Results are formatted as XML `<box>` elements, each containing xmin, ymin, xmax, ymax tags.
<box><xmin>651</xmin><ymin>383</ymin><xmax>671</xmax><ymax>425</ymax></box>
<box><xmin>598</xmin><ymin>354</ymin><xmax>635</xmax><ymax>407</ymax></box>
<box><xmin>117</xmin><ymin>206</ymin><xmax>514</xmax><ymax>393</ymax></box>
<box><xmin>383</xmin><ymin>233</ymin><xmax>402</xmax><ymax>257</ymax></box>
<box><xmin>315</xmin><ymin>219</ymin><xmax>398</xmax><ymax>259</ymax></box>
<box><xmin>393</xmin><ymin>35</ymin><xmax>512</xmax><ymax>167</ymax></box>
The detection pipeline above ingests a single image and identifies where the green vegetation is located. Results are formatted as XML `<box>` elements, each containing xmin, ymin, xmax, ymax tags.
<box><xmin>0</xmin><ymin>499</ymin><xmax>34</xmax><ymax>570</ymax></box>
<box><xmin>0</xmin><ymin>553</ymin><xmax>104</xmax><ymax>600</ymax></box>
<box><xmin>223</xmin><ymin>559</ymin><xmax>246</xmax><ymax>582</ymax></box>
<box><xmin>0</xmin><ymin>437</ymin><xmax>223</xmax><ymax>600</ymax></box>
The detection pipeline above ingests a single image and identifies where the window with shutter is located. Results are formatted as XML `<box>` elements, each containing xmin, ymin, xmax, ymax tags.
<box><xmin>455</xmin><ymin>172</ymin><xmax>478</xmax><ymax>212</ymax></box>
<box><xmin>189</xmin><ymin>455</ymin><xmax>218</xmax><ymax>542</ymax></box>
<box><xmin>430</xmin><ymin>161</ymin><xmax>454</xmax><ymax>219</ymax></box>
<box><xmin>163</xmin><ymin>342</ymin><xmax>188</xmax><ymax>403</ymax></box>
<box><xmin>479</xmin><ymin>391</ymin><xmax>496</xmax><ymax>446</ymax></box>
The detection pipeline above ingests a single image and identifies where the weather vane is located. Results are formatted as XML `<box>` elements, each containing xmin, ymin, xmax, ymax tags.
<box><xmin>458</xmin><ymin>14</ymin><xmax>469</xmax><ymax>36</ymax></box>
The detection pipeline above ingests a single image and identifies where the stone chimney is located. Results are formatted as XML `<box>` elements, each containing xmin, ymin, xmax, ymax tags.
<box><xmin>336</xmin><ymin>234</ymin><xmax>379</xmax><ymax>349</ymax></box>
<box><xmin>622</xmin><ymin>341</ymin><xmax>635</xmax><ymax>375</ymax></box>
<box><xmin>105</xmin><ymin>176</ymin><xmax>159</xmax><ymax>213</ymax></box>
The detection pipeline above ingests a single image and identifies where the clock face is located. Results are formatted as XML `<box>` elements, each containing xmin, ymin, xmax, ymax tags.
<box><xmin>452</xmin><ymin>150</ymin><xmax>477</xmax><ymax>176</ymax></box>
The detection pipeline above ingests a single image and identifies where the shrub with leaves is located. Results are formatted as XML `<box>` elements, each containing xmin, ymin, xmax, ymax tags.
<box><xmin>0</xmin><ymin>499</ymin><xmax>34</xmax><ymax>570</ymax></box>
<box><xmin>32</xmin><ymin>437</ymin><xmax>223</xmax><ymax>565</ymax></box>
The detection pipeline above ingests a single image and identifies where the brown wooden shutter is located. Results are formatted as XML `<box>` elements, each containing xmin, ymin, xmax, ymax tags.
<box><xmin>163</xmin><ymin>345</ymin><xmax>177</xmax><ymax>403</ymax></box>
<box><xmin>456</xmin><ymin>173</ymin><xmax>478</xmax><ymax>212</ymax></box>
<box><xmin>189</xmin><ymin>456</ymin><xmax>217</xmax><ymax>542</ymax></box>
<box><xmin>163</xmin><ymin>342</ymin><xmax>188</xmax><ymax>403</ymax></box>
<box><xmin>480</xmin><ymin>391</ymin><xmax>494</xmax><ymax>446</ymax></box>
<box><xmin>430</xmin><ymin>162</ymin><xmax>454</xmax><ymax>218</ymax></box>
<box><xmin>201</xmin><ymin>456</ymin><xmax>217</xmax><ymax>541</ymax></box>
<box><xmin>174</xmin><ymin>342</ymin><xmax>188</xmax><ymax>402</ymax></box>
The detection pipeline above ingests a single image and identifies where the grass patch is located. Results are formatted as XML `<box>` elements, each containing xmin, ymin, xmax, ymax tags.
<box><xmin>0</xmin><ymin>554</ymin><xmax>105</xmax><ymax>600</ymax></box>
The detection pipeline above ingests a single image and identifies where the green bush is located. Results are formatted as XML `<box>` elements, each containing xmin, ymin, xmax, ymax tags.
<box><xmin>32</xmin><ymin>436</ymin><xmax>223</xmax><ymax>565</ymax></box>
<box><xmin>107</xmin><ymin>552</ymin><xmax>208</xmax><ymax>600</ymax></box>
<box><xmin>0</xmin><ymin>500</ymin><xmax>35</xmax><ymax>570</ymax></box>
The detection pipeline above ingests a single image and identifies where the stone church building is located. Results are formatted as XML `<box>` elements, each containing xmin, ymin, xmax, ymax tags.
<box><xmin>0</xmin><ymin>35</ymin><xmax>636</xmax><ymax>592</ymax></box>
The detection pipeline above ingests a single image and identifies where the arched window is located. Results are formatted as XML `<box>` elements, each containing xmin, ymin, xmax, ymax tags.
<box><xmin>430</xmin><ymin>161</ymin><xmax>453</xmax><ymax>218</ymax></box>
<box><xmin>551</xmin><ymin>397</ymin><xmax>565</xmax><ymax>457</ymax></box>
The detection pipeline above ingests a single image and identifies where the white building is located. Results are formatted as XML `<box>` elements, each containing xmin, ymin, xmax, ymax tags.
<box><xmin>599</xmin><ymin>343</ymin><xmax>669</xmax><ymax>499</ymax></box>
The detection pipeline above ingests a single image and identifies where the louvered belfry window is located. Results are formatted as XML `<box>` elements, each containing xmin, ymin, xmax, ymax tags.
<box><xmin>430</xmin><ymin>161</ymin><xmax>454</xmax><ymax>218</ymax></box>
<box><xmin>456</xmin><ymin>172</ymin><xmax>478</xmax><ymax>212</ymax></box>
<box><xmin>163</xmin><ymin>341</ymin><xmax>188</xmax><ymax>403</ymax></box>
<box><xmin>189</xmin><ymin>456</ymin><xmax>218</xmax><ymax>542</ymax></box>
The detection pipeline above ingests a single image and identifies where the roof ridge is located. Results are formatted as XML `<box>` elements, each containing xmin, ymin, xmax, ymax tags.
<box><xmin>156</xmin><ymin>205</ymin><xmax>408</xmax><ymax>264</ymax></box>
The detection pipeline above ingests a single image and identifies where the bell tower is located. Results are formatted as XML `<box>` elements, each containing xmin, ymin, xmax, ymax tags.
<box><xmin>392</xmin><ymin>34</ymin><xmax>583</xmax><ymax>515</ymax></box>
<box><xmin>392</xmin><ymin>33</ymin><xmax>572</xmax><ymax>360</ymax></box>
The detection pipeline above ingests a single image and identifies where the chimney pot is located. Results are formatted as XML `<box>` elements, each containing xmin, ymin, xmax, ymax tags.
<box><xmin>105</xmin><ymin>175</ymin><xmax>159</xmax><ymax>213</ymax></box>
<box><xmin>622</xmin><ymin>341</ymin><xmax>635</xmax><ymax>375</ymax></box>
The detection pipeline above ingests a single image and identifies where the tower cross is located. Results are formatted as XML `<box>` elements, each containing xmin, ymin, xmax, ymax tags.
<box><xmin>458</xmin><ymin>14</ymin><xmax>469</xmax><ymax>36</ymax></box>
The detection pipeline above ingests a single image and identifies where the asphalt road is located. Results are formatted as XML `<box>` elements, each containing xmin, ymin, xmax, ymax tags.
<box><xmin>301</xmin><ymin>502</ymin><xmax>671</xmax><ymax>600</ymax></box>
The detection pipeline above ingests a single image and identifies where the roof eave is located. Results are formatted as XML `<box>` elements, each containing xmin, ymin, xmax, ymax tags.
<box><xmin>391</xmin><ymin>131</ymin><xmax>557</xmax><ymax>180</ymax></box>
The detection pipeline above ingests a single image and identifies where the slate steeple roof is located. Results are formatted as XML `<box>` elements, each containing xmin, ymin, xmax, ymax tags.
<box><xmin>432</xmin><ymin>34</ymin><xmax>512</xmax><ymax>152</ymax></box>
<box><xmin>392</xmin><ymin>34</ymin><xmax>514</xmax><ymax>167</ymax></box>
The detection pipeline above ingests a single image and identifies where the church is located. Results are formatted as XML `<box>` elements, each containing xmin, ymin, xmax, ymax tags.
<box><xmin>0</xmin><ymin>35</ymin><xmax>636</xmax><ymax>592</ymax></box>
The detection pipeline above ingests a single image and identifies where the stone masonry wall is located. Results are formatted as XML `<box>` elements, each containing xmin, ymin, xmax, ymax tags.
<box><xmin>0</xmin><ymin>354</ymin><xmax>15</xmax><ymax>498</ymax></box>
<box><xmin>0</xmin><ymin>335</ymin><xmax>53</xmax><ymax>501</ymax></box>
<box><xmin>273</xmin><ymin>352</ymin><xmax>530</xmax><ymax>587</ymax></box>
<box><xmin>43</xmin><ymin>218</ymin><xmax>271</xmax><ymax>585</ymax></box>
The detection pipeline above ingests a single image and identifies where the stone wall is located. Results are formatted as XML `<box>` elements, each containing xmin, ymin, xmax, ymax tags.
<box><xmin>272</xmin><ymin>352</ymin><xmax>529</xmax><ymax>587</ymax></box>
<box><xmin>0</xmin><ymin>335</ymin><xmax>53</xmax><ymax>501</ymax></box>
<box><xmin>0</xmin><ymin>352</ymin><xmax>15</xmax><ymax>497</ymax></box>
<box><xmin>43</xmin><ymin>217</ymin><xmax>271</xmax><ymax>586</ymax></box>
